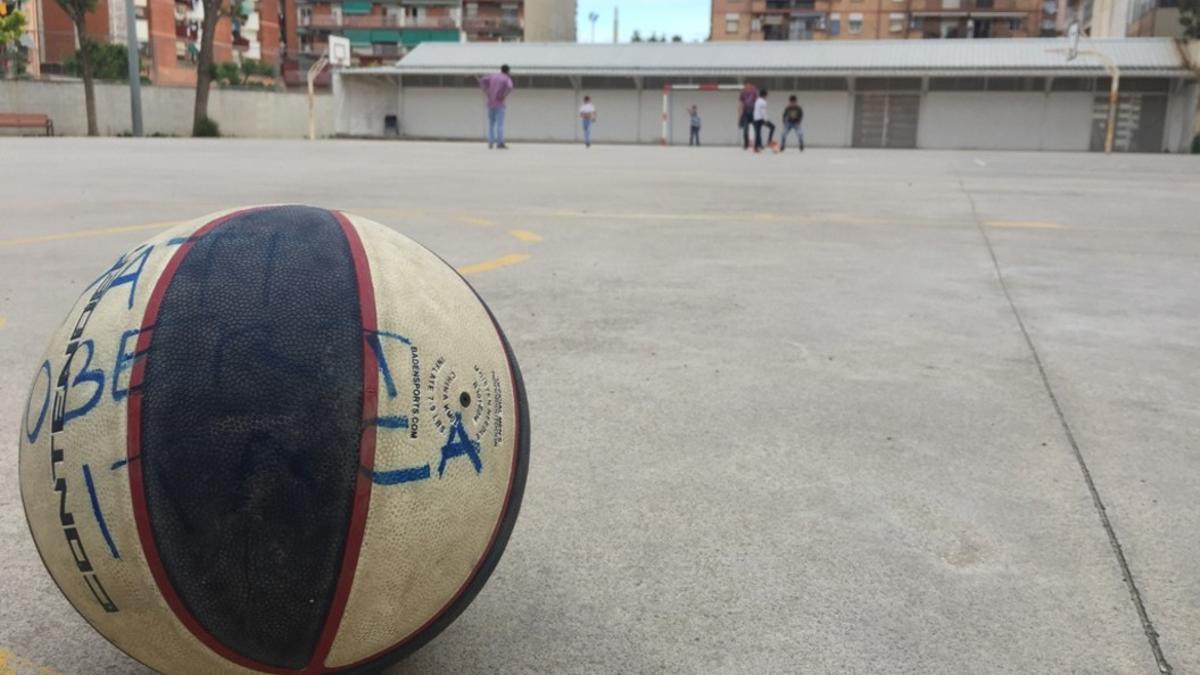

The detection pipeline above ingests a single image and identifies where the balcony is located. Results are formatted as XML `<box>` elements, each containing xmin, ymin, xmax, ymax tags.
<box><xmin>298</xmin><ymin>15</ymin><xmax>459</xmax><ymax>29</ymax></box>
<box><xmin>762</xmin><ymin>0</ymin><xmax>820</xmax><ymax>11</ymax></box>
<box><xmin>462</xmin><ymin>16</ymin><xmax>523</xmax><ymax>33</ymax></box>
<box><xmin>909</xmin><ymin>0</ymin><xmax>1033</xmax><ymax>10</ymax></box>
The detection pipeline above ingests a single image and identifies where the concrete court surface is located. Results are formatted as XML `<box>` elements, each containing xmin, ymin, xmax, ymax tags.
<box><xmin>0</xmin><ymin>139</ymin><xmax>1198</xmax><ymax>675</ymax></box>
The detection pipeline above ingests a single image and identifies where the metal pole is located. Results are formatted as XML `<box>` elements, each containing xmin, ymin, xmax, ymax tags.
<box><xmin>123</xmin><ymin>0</ymin><xmax>143</xmax><ymax>136</ymax></box>
<box><xmin>1082</xmin><ymin>49</ymin><xmax>1121</xmax><ymax>155</ymax></box>
<box><xmin>1099</xmin><ymin>59</ymin><xmax>1120</xmax><ymax>156</ymax></box>
<box><xmin>1044</xmin><ymin>46</ymin><xmax>1120</xmax><ymax>155</ymax></box>
<box><xmin>307</xmin><ymin>54</ymin><xmax>328</xmax><ymax>140</ymax></box>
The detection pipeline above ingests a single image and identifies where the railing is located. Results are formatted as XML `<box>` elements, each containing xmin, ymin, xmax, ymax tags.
<box><xmin>909</xmin><ymin>0</ymin><xmax>1030</xmax><ymax>10</ymax></box>
<box><xmin>298</xmin><ymin>15</ymin><xmax>458</xmax><ymax>29</ymax></box>
<box><xmin>462</xmin><ymin>16</ymin><xmax>523</xmax><ymax>31</ymax></box>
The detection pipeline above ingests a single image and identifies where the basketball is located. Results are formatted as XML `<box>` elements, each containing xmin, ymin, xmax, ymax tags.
<box><xmin>18</xmin><ymin>205</ymin><xmax>529</xmax><ymax>674</ymax></box>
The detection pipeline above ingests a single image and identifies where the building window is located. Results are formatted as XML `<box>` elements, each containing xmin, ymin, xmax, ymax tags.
<box><xmin>848</xmin><ymin>13</ymin><xmax>863</xmax><ymax>32</ymax></box>
<box><xmin>466</xmin><ymin>2</ymin><xmax>477</xmax><ymax>17</ymax></box>
<box><xmin>751</xmin><ymin>17</ymin><xmax>762</xmax><ymax>31</ymax></box>
<box><xmin>889</xmin><ymin>12</ymin><xmax>905</xmax><ymax>31</ymax></box>
<box><xmin>1043</xmin><ymin>0</ymin><xmax>1057</xmax><ymax>13</ymax></box>
<box><xmin>299</xmin><ymin>6</ymin><xmax>311</xmax><ymax>25</ymax></box>
<box><xmin>1008</xmin><ymin>17</ymin><xmax>1023</xmax><ymax>30</ymax></box>
<box><xmin>829</xmin><ymin>12</ymin><xmax>841</xmax><ymax>34</ymax></box>
<box><xmin>726</xmin><ymin>13</ymin><xmax>740</xmax><ymax>33</ymax></box>
<box><xmin>910</xmin><ymin>16</ymin><xmax>923</xmax><ymax>29</ymax></box>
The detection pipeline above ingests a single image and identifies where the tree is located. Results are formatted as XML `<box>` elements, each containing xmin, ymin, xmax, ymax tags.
<box><xmin>1181</xmin><ymin>0</ymin><xmax>1200</xmax><ymax>39</ymax></box>
<box><xmin>630</xmin><ymin>29</ymin><xmax>642</xmax><ymax>42</ymax></box>
<box><xmin>0</xmin><ymin>11</ymin><xmax>26</xmax><ymax>77</ymax></box>
<box><xmin>0</xmin><ymin>11</ymin><xmax>25</xmax><ymax>49</ymax></box>
<box><xmin>671</xmin><ymin>35</ymin><xmax>683</xmax><ymax>42</ymax></box>
<box><xmin>65</xmin><ymin>42</ymin><xmax>129</xmax><ymax>80</ymax></box>
<box><xmin>192</xmin><ymin>0</ymin><xmax>235</xmax><ymax>135</ymax></box>
<box><xmin>54</xmin><ymin>0</ymin><xmax>99</xmax><ymax>135</ymax></box>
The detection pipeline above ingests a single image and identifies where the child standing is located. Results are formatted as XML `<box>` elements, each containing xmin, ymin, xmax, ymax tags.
<box><xmin>580</xmin><ymin>96</ymin><xmax>597</xmax><ymax>148</ymax></box>
<box><xmin>689</xmin><ymin>105</ymin><xmax>701</xmax><ymax>146</ymax></box>
<box><xmin>781</xmin><ymin>95</ymin><xmax>805</xmax><ymax>152</ymax></box>
<box><xmin>752</xmin><ymin>89</ymin><xmax>776</xmax><ymax>153</ymax></box>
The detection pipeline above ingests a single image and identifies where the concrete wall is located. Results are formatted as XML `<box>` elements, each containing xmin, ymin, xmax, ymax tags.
<box><xmin>0</xmin><ymin>80</ymin><xmax>333</xmax><ymax>138</ymax></box>
<box><xmin>335</xmin><ymin>75</ymin><xmax>400</xmax><ymax>137</ymax></box>
<box><xmin>368</xmin><ymin>84</ymin><xmax>854</xmax><ymax>147</ymax></box>
<box><xmin>918</xmin><ymin>92</ymin><xmax>1094</xmax><ymax>151</ymax></box>
<box><xmin>663</xmin><ymin>90</ymin><xmax>852</xmax><ymax>147</ymax></box>
<box><xmin>1165</xmin><ymin>81</ymin><xmax>1199</xmax><ymax>153</ymax></box>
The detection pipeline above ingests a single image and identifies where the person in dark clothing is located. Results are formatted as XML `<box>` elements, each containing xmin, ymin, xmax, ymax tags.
<box><xmin>781</xmin><ymin>95</ymin><xmax>805</xmax><ymax>152</ymax></box>
<box><xmin>689</xmin><ymin>105</ymin><xmax>701</xmax><ymax>146</ymax></box>
<box><xmin>738</xmin><ymin>82</ymin><xmax>757</xmax><ymax>150</ymax></box>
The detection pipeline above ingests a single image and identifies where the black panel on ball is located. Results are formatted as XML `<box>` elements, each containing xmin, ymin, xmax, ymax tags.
<box><xmin>139</xmin><ymin>206</ymin><xmax>363</xmax><ymax>669</ymax></box>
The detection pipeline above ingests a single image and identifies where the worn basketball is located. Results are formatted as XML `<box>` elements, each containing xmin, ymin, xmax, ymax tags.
<box><xmin>18</xmin><ymin>206</ymin><xmax>529</xmax><ymax>674</ymax></box>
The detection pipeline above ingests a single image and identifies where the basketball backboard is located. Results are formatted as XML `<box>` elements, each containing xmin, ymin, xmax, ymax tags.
<box><xmin>1066</xmin><ymin>21</ymin><xmax>1080</xmax><ymax>61</ymax></box>
<box><xmin>328</xmin><ymin>35</ymin><xmax>351</xmax><ymax>68</ymax></box>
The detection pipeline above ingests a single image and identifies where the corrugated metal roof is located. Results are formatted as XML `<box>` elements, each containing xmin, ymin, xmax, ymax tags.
<box><xmin>341</xmin><ymin>38</ymin><xmax>1194</xmax><ymax>79</ymax></box>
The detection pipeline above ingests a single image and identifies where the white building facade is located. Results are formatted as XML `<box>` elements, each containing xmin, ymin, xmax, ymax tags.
<box><xmin>334</xmin><ymin>40</ymin><xmax>1199</xmax><ymax>152</ymax></box>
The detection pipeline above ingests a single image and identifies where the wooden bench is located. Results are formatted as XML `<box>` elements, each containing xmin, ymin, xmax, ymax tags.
<box><xmin>0</xmin><ymin>113</ymin><xmax>55</xmax><ymax>136</ymax></box>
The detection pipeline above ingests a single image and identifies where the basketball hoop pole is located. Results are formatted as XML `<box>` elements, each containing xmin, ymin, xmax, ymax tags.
<box><xmin>308</xmin><ymin>52</ymin><xmax>330</xmax><ymax>141</ymax></box>
<box><xmin>1046</xmin><ymin>39</ymin><xmax>1118</xmax><ymax>153</ymax></box>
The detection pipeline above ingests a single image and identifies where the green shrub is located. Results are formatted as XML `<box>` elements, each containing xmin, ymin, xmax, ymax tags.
<box><xmin>193</xmin><ymin>116</ymin><xmax>220</xmax><ymax>137</ymax></box>
<box><xmin>64</xmin><ymin>41</ymin><xmax>131</xmax><ymax>81</ymax></box>
<box><xmin>210</xmin><ymin>59</ymin><xmax>275</xmax><ymax>87</ymax></box>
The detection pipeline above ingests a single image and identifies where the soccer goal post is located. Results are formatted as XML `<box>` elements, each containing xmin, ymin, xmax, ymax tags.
<box><xmin>660</xmin><ymin>83</ymin><xmax>745</xmax><ymax>146</ymax></box>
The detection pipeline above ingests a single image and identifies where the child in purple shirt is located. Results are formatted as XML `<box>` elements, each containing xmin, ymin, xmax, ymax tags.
<box><xmin>479</xmin><ymin>65</ymin><xmax>514</xmax><ymax>149</ymax></box>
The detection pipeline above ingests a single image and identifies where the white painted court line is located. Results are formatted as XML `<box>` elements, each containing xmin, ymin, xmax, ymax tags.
<box><xmin>986</xmin><ymin>221</ymin><xmax>1066</xmax><ymax>230</ymax></box>
<box><xmin>974</xmin><ymin>159</ymin><xmax>988</xmax><ymax>167</ymax></box>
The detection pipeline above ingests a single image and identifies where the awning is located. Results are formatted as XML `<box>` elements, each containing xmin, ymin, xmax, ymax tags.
<box><xmin>342</xmin><ymin>1</ymin><xmax>371</xmax><ymax>14</ymax></box>
<box><xmin>343</xmin><ymin>29</ymin><xmax>372</xmax><ymax>46</ymax></box>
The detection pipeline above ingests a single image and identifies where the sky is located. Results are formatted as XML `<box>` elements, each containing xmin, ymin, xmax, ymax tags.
<box><xmin>575</xmin><ymin>0</ymin><xmax>712</xmax><ymax>44</ymax></box>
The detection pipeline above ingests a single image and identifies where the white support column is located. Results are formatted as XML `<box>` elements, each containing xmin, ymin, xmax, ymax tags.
<box><xmin>661</xmin><ymin>84</ymin><xmax>670</xmax><ymax>146</ymax></box>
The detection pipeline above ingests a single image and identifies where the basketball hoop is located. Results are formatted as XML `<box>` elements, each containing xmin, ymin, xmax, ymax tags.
<box><xmin>328</xmin><ymin>35</ymin><xmax>352</xmax><ymax>68</ymax></box>
<box><xmin>308</xmin><ymin>36</ymin><xmax>351</xmax><ymax>141</ymax></box>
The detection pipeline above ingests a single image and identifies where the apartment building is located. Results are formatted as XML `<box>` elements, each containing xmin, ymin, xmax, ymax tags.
<box><xmin>35</xmin><ymin>0</ymin><xmax>280</xmax><ymax>85</ymax></box>
<box><xmin>1069</xmin><ymin>0</ymin><xmax>1183</xmax><ymax>38</ymax></box>
<box><xmin>291</xmin><ymin>0</ymin><xmax>459</xmax><ymax>71</ymax></box>
<box><xmin>711</xmin><ymin>0</ymin><xmax>1058</xmax><ymax>41</ymax></box>
<box><xmin>523</xmin><ymin>0</ymin><xmax>575</xmax><ymax>41</ymax></box>
<box><xmin>463</xmin><ymin>0</ymin><xmax>525</xmax><ymax>41</ymax></box>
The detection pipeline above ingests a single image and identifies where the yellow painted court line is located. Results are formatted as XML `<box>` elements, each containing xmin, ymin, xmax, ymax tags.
<box><xmin>0</xmin><ymin>222</ymin><xmax>178</xmax><ymax>248</ymax></box>
<box><xmin>986</xmin><ymin>221</ymin><xmax>1065</xmax><ymax>230</ymax></box>
<box><xmin>457</xmin><ymin>254</ymin><xmax>530</xmax><ymax>276</ymax></box>
<box><xmin>0</xmin><ymin>647</ymin><xmax>62</xmax><ymax>675</ymax></box>
<box><xmin>0</xmin><ymin>316</ymin><xmax>7</xmax><ymax>331</ymax></box>
<box><xmin>509</xmin><ymin>229</ymin><xmax>542</xmax><ymax>242</ymax></box>
<box><xmin>549</xmin><ymin>209</ymin><xmax>735</xmax><ymax>222</ymax></box>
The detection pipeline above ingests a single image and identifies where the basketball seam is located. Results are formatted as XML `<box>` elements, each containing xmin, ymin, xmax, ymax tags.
<box><xmin>126</xmin><ymin>206</ymin><xmax>297</xmax><ymax>675</ymax></box>
<box><xmin>322</xmin><ymin>216</ymin><xmax>529</xmax><ymax>673</ymax></box>
<box><xmin>302</xmin><ymin>212</ymin><xmax>381</xmax><ymax>674</ymax></box>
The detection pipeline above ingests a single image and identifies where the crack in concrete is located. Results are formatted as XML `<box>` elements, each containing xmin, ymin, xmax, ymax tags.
<box><xmin>956</xmin><ymin>174</ymin><xmax>1173</xmax><ymax>675</ymax></box>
